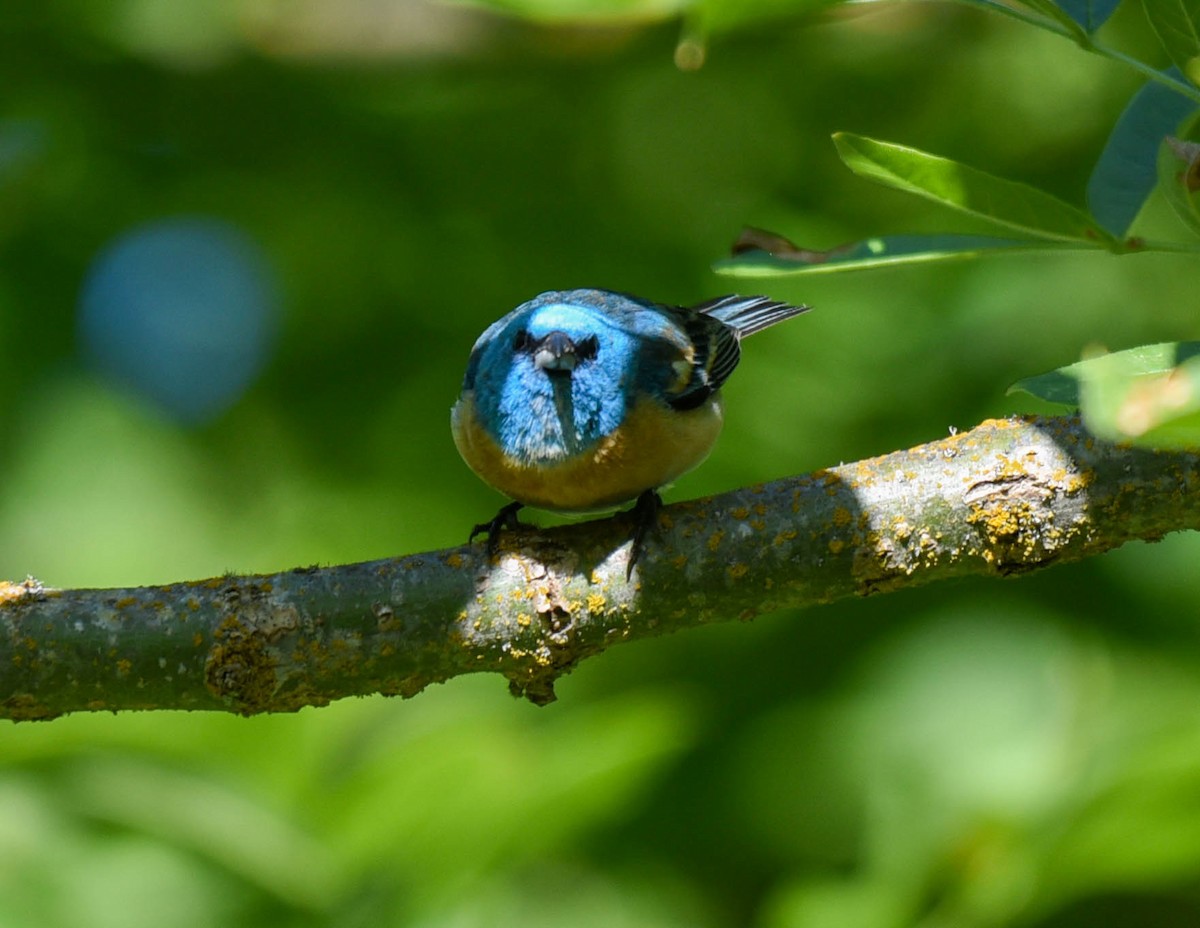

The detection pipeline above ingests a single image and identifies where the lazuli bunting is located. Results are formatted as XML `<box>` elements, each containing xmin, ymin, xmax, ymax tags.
<box><xmin>451</xmin><ymin>289</ymin><xmax>810</xmax><ymax>573</ymax></box>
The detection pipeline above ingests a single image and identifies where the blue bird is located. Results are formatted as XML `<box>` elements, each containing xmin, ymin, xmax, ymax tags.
<box><xmin>451</xmin><ymin>289</ymin><xmax>810</xmax><ymax>575</ymax></box>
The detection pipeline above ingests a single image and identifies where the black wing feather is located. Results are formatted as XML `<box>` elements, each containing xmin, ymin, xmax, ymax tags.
<box><xmin>661</xmin><ymin>295</ymin><xmax>809</xmax><ymax>412</ymax></box>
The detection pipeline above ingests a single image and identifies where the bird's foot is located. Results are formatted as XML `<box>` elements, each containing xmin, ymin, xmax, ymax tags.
<box><xmin>469</xmin><ymin>501</ymin><xmax>527</xmax><ymax>558</ymax></box>
<box><xmin>625</xmin><ymin>490</ymin><xmax>662</xmax><ymax>580</ymax></box>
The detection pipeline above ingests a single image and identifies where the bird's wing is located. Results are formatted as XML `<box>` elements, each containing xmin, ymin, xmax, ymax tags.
<box><xmin>652</xmin><ymin>307</ymin><xmax>740</xmax><ymax>411</ymax></box>
<box><xmin>660</xmin><ymin>296</ymin><xmax>809</xmax><ymax>411</ymax></box>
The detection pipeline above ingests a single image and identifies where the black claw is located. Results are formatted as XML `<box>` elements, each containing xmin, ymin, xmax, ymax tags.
<box><xmin>626</xmin><ymin>490</ymin><xmax>662</xmax><ymax>580</ymax></box>
<box><xmin>469</xmin><ymin>501</ymin><xmax>526</xmax><ymax>557</ymax></box>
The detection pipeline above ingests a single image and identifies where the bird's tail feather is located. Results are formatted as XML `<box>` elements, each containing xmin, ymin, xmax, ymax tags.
<box><xmin>691</xmin><ymin>295</ymin><xmax>811</xmax><ymax>337</ymax></box>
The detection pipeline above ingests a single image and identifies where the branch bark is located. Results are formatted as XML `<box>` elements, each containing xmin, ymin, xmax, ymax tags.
<box><xmin>3</xmin><ymin>415</ymin><xmax>1198</xmax><ymax>721</ymax></box>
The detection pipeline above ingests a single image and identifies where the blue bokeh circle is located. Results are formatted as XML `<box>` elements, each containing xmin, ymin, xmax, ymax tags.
<box><xmin>79</xmin><ymin>217</ymin><xmax>278</xmax><ymax>423</ymax></box>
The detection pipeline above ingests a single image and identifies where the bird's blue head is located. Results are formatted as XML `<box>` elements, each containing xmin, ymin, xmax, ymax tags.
<box><xmin>463</xmin><ymin>291</ymin><xmax>645</xmax><ymax>465</ymax></box>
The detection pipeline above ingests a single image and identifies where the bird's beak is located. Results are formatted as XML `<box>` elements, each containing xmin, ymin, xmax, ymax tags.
<box><xmin>533</xmin><ymin>330</ymin><xmax>579</xmax><ymax>373</ymax></box>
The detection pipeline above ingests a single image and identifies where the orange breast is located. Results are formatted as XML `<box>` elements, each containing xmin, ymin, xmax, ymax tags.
<box><xmin>451</xmin><ymin>392</ymin><xmax>723</xmax><ymax>512</ymax></box>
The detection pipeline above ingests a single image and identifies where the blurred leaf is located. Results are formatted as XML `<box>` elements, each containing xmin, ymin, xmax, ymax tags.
<box><xmin>1009</xmin><ymin>341</ymin><xmax>1200</xmax><ymax>405</ymax></box>
<box><xmin>832</xmin><ymin>132</ymin><xmax>1119</xmax><ymax>246</ymax></box>
<box><xmin>1055</xmin><ymin>0</ymin><xmax>1122</xmax><ymax>30</ymax></box>
<box><xmin>1086</xmin><ymin>76</ymin><xmax>1197</xmax><ymax>236</ymax></box>
<box><xmin>1045</xmin><ymin>731</ymin><xmax>1200</xmax><ymax>897</ymax></box>
<box><xmin>761</xmin><ymin>876</ymin><xmax>910</xmax><ymax>928</ymax></box>
<box><xmin>1081</xmin><ymin>349</ymin><xmax>1200</xmax><ymax>448</ymax></box>
<box><xmin>716</xmin><ymin>231</ymin><xmax>1082</xmax><ymax>276</ymax></box>
<box><xmin>412</xmin><ymin>865</ymin><xmax>710</xmax><ymax>928</ymax></box>
<box><xmin>462</xmin><ymin>0</ymin><xmax>689</xmax><ymax>23</ymax></box>
<box><xmin>690</xmin><ymin>0</ymin><xmax>843</xmax><ymax>34</ymax></box>
<box><xmin>1010</xmin><ymin>342</ymin><xmax>1200</xmax><ymax>448</ymax></box>
<box><xmin>1159</xmin><ymin>131</ymin><xmax>1200</xmax><ymax>235</ymax></box>
<box><xmin>1019</xmin><ymin>0</ymin><xmax>1092</xmax><ymax>41</ymax></box>
<box><xmin>1143</xmin><ymin>0</ymin><xmax>1200</xmax><ymax>81</ymax></box>
<box><xmin>321</xmin><ymin>690</ymin><xmax>697</xmax><ymax>879</ymax></box>
<box><xmin>67</xmin><ymin>758</ymin><xmax>339</xmax><ymax>909</ymax></box>
<box><xmin>674</xmin><ymin>0</ymin><xmax>844</xmax><ymax>67</ymax></box>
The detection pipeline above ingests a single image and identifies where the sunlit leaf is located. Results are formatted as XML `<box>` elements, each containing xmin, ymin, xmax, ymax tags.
<box><xmin>1009</xmin><ymin>342</ymin><xmax>1200</xmax><ymax>448</ymax></box>
<box><xmin>1087</xmin><ymin>77</ymin><xmax>1197</xmax><ymax>236</ymax></box>
<box><xmin>1144</xmin><ymin>0</ymin><xmax>1200</xmax><ymax>81</ymax></box>
<box><xmin>1083</xmin><ymin>350</ymin><xmax>1200</xmax><ymax>448</ymax></box>
<box><xmin>715</xmin><ymin>231</ymin><xmax>1082</xmax><ymax>277</ymax></box>
<box><xmin>1010</xmin><ymin>342</ymin><xmax>1200</xmax><ymax>405</ymax></box>
<box><xmin>832</xmin><ymin>132</ymin><xmax>1119</xmax><ymax>246</ymax></box>
<box><xmin>1159</xmin><ymin>131</ymin><xmax>1200</xmax><ymax>235</ymax></box>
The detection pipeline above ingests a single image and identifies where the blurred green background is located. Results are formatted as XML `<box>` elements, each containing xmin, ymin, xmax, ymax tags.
<box><xmin>4</xmin><ymin>1</ymin><xmax>1200</xmax><ymax>926</ymax></box>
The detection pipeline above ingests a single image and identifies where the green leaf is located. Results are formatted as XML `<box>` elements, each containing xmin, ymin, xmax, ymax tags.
<box><xmin>1009</xmin><ymin>369</ymin><xmax>1086</xmax><ymax>406</ymax></box>
<box><xmin>832</xmin><ymin>133</ymin><xmax>1119</xmax><ymax>246</ymax></box>
<box><xmin>714</xmin><ymin>233</ymin><xmax>1086</xmax><ymax>277</ymax></box>
<box><xmin>1158</xmin><ymin>130</ymin><xmax>1200</xmax><ymax>236</ymax></box>
<box><xmin>1083</xmin><ymin>349</ymin><xmax>1200</xmax><ymax>449</ymax></box>
<box><xmin>1010</xmin><ymin>342</ymin><xmax>1200</xmax><ymax>405</ymax></box>
<box><xmin>1144</xmin><ymin>0</ymin><xmax>1200</xmax><ymax>81</ymax></box>
<box><xmin>947</xmin><ymin>0</ymin><xmax>1096</xmax><ymax>38</ymax></box>
<box><xmin>1009</xmin><ymin>342</ymin><xmax>1200</xmax><ymax>449</ymax></box>
<box><xmin>1020</xmin><ymin>0</ymin><xmax>1091</xmax><ymax>41</ymax></box>
<box><xmin>1056</xmin><ymin>0</ymin><xmax>1122</xmax><ymax>31</ymax></box>
<box><xmin>1087</xmin><ymin>77</ymin><xmax>1197</xmax><ymax>236</ymax></box>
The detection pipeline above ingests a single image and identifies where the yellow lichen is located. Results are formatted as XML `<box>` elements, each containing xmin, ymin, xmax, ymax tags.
<box><xmin>0</xmin><ymin>579</ymin><xmax>40</xmax><ymax>606</ymax></box>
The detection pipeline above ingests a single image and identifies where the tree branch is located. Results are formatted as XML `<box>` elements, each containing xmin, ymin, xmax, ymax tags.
<box><xmin>3</xmin><ymin>415</ymin><xmax>1198</xmax><ymax>721</ymax></box>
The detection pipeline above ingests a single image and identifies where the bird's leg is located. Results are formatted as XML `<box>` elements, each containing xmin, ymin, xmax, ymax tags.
<box><xmin>469</xmin><ymin>501</ymin><xmax>526</xmax><ymax>557</ymax></box>
<box><xmin>626</xmin><ymin>489</ymin><xmax>662</xmax><ymax>579</ymax></box>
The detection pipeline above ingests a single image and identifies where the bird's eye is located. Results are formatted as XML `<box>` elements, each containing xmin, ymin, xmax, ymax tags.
<box><xmin>513</xmin><ymin>329</ymin><xmax>533</xmax><ymax>353</ymax></box>
<box><xmin>576</xmin><ymin>335</ymin><xmax>599</xmax><ymax>362</ymax></box>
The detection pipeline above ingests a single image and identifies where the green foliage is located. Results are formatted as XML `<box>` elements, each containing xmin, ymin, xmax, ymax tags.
<box><xmin>723</xmin><ymin>0</ymin><xmax>1200</xmax><ymax>451</ymax></box>
<box><xmin>715</xmin><ymin>234</ymin><xmax>1070</xmax><ymax>276</ymax></box>
<box><xmin>1088</xmin><ymin>77</ymin><xmax>1197</xmax><ymax>235</ymax></box>
<box><xmin>3</xmin><ymin>0</ymin><xmax>1200</xmax><ymax>927</ymax></box>
<box><xmin>1011</xmin><ymin>342</ymin><xmax>1200</xmax><ymax>447</ymax></box>
<box><xmin>1160</xmin><ymin>123</ymin><xmax>1200</xmax><ymax>232</ymax></box>
<box><xmin>831</xmin><ymin>133</ymin><xmax>1119</xmax><ymax>244</ymax></box>
<box><xmin>1144</xmin><ymin>0</ymin><xmax>1200</xmax><ymax>77</ymax></box>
